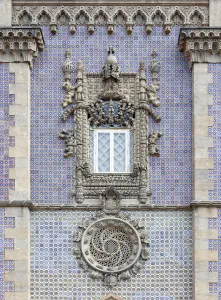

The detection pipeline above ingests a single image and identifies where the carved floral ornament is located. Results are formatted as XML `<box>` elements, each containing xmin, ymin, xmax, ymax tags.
<box><xmin>12</xmin><ymin>5</ymin><xmax>208</xmax><ymax>35</ymax></box>
<box><xmin>59</xmin><ymin>47</ymin><xmax>162</xmax><ymax>207</ymax></box>
<box><xmin>73</xmin><ymin>193</ymin><xmax>150</xmax><ymax>287</ymax></box>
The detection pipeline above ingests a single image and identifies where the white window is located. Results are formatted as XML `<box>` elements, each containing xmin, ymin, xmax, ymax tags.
<box><xmin>90</xmin><ymin>129</ymin><xmax>133</xmax><ymax>173</ymax></box>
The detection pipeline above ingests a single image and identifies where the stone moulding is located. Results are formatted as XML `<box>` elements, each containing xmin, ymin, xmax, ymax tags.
<box><xmin>179</xmin><ymin>27</ymin><xmax>221</xmax><ymax>67</ymax></box>
<box><xmin>12</xmin><ymin>6</ymin><xmax>208</xmax><ymax>35</ymax></box>
<box><xmin>0</xmin><ymin>27</ymin><xmax>44</xmax><ymax>68</ymax></box>
<box><xmin>2</xmin><ymin>200</ymin><xmax>221</xmax><ymax>209</ymax></box>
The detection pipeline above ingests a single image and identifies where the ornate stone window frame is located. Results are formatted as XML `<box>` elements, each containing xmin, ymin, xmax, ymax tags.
<box><xmin>60</xmin><ymin>48</ymin><xmax>162</xmax><ymax>208</ymax></box>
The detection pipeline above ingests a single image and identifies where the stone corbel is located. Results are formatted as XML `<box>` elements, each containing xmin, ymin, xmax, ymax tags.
<box><xmin>0</xmin><ymin>27</ymin><xmax>44</xmax><ymax>69</ymax></box>
<box><xmin>179</xmin><ymin>27</ymin><xmax>221</xmax><ymax>68</ymax></box>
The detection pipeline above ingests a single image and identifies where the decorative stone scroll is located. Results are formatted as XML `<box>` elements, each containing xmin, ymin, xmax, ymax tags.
<box><xmin>0</xmin><ymin>27</ymin><xmax>44</xmax><ymax>68</ymax></box>
<box><xmin>73</xmin><ymin>202</ymin><xmax>150</xmax><ymax>287</ymax></box>
<box><xmin>12</xmin><ymin>6</ymin><xmax>208</xmax><ymax>35</ymax></box>
<box><xmin>179</xmin><ymin>28</ymin><xmax>221</xmax><ymax>67</ymax></box>
<box><xmin>59</xmin><ymin>48</ymin><xmax>162</xmax><ymax>206</ymax></box>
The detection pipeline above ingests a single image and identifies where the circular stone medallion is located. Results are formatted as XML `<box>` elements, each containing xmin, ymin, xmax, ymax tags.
<box><xmin>81</xmin><ymin>217</ymin><xmax>141</xmax><ymax>273</ymax></box>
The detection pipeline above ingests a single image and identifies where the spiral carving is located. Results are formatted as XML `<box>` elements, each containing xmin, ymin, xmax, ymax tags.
<box><xmin>81</xmin><ymin>217</ymin><xmax>141</xmax><ymax>273</ymax></box>
<box><xmin>90</xmin><ymin>227</ymin><xmax>133</xmax><ymax>267</ymax></box>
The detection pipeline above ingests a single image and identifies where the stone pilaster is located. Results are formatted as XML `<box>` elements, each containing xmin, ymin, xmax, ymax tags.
<box><xmin>209</xmin><ymin>0</ymin><xmax>221</xmax><ymax>26</ymax></box>
<box><xmin>0</xmin><ymin>0</ymin><xmax>12</xmax><ymax>26</ymax></box>
<box><xmin>0</xmin><ymin>13</ymin><xmax>44</xmax><ymax>299</ymax></box>
<box><xmin>193</xmin><ymin>207</ymin><xmax>218</xmax><ymax>300</ymax></box>
<box><xmin>4</xmin><ymin>207</ymin><xmax>30</xmax><ymax>300</ymax></box>
<box><xmin>8</xmin><ymin>63</ymin><xmax>30</xmax><ymax>202</ymax></box>
<box><xmin>192</xmin><ymin>64</ymin><xmax>214</xmax><ymax>204</ymax></box>
<box><xmin>179</xmin><ymin>27</ymin><xmax>221</xmax><ymax>299</ymax></box>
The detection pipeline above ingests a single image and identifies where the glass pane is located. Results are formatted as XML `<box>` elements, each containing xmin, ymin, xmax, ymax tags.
<box><xmin>130</xmin><ymin>131</ymin><xmax>133</xmax><ymax>172</ymax></box>
<box><xmin>98</xmin><ymin>132</ymin><xmax>110</xmax><ymax>172</ymax></box>
<box><xmin>90</xmin><ymin>130</ymin><xmax>94</xmax><ymax>171</ymax></box>
<box><xmin>114</xmin><ymin>133</ymin><xmax>126</xmax><ymax>172</ymax></box>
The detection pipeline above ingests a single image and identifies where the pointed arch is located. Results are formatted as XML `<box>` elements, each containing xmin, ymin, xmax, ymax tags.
<box><xmin>113</xmin><ymin>9</ymin><xmax>128</xmax><ymax>25</ymax></box>
<box><xmin>56</xmin><ymin>10</ymin><xmax>70</xmax><ymax>25</ymax></box>
<box><xmin>132</xmin><ymin>10</ymin><xmax>147</xmax><ymax>25</ymax></box>
<box><xmin>151</xmin><ymin>9</ymin><xmax>166</xmax><ymax>25</ymax></box>
<box><xmin>18</xmin><ymin>10</ymin><xmax>32</xmax><ymax>25</ymax></box>
<box><xmin>190</xmin><ymin>10</ymin><xmax>204</xmax><ymax>26</ymax></box>
<box><xmin>37</xmin><ymin>10</ymin><xmax>51</xmax><ymax>25</ymax></box>
<box><xmin>170</xmin><ymin>9</ymin><xmax>185</xmax><ymax>25</ymax></box>
<box><xmin>75</xmin><ymin>9</ymin><xmax>90</xmax><ymax>25</ymax></box>
<box><xmin>94</xmin><ymin>10</ymin><xmax>109</xmax><ymax>25</ymax></box>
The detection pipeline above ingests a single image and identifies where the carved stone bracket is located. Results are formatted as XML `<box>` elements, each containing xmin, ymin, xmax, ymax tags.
<box><xmin>0</xmin><ymin>27</ymin><xmax>44</xmax><ymax>68</ymax></box>
<box><xmin>12</xmin><ymin>6</ymin><xmax>208</xmax><ymax>35</ymax></box>
<box><xmin>179</xmin><ymin>27</ymin><xmax>221</xmax><ymax>68</ymax></box>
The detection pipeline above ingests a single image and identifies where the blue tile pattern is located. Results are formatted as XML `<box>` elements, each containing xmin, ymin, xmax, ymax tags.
<box><xmin>208</xmin><ymin>261</ymin><xmax>218</xmax><ymax>272</ymax></box>
<box><xmin>30</xmin><ymin>210</ymin><xmax>193</xmax><ymax>300</ymax></box>
<box><xmin>208</xmin><ymin>218</ymin><xmax>218</xmax><ymax>229</ymax></box>
<box><xmin>208</xmin><ymin>64</ymin><xmax>221</xmax><ymax>201</ymax></box>
<box><xmin>0</xmin><ymin>64</ymin><xmax>11</xmax><ymax>201</ymax></box>
<box><xmin>0</xmin><ymin>208</ymin><xmax>15</xmax><ymax>299</ymax></box>
<box><xmin>30</xmin><ymin>26</ymin><xmax>192</xmax><ymax>205</ymax></box>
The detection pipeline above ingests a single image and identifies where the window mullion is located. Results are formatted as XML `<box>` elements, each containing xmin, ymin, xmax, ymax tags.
<box><xmin>94</xmin><ymin>130</ymin><xmax>98</xmax><ymax>172</ymax></box>
<box><xmin>110</xmin><ymin>131</ymin><xmax>114</xmax><ymax>173</ymax></box>
<box><xmin>126</xmin><ymin>130</ymin><xmax>129</xmax><ymax>172</ymax></box>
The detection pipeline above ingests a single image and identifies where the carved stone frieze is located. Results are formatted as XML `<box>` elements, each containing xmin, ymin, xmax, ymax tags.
<box><xmin>12</xmin><ymin>6</ymin><xmax>208</xmax><ymax>34</ymax></box>
<box><xmin>59</xmin><ymin>48</ymin><xmax>161</xmax><ymax>206</ymax></box>
<box><xmin>0</xmin><ymin>27</ymin><xmax>44</xmax><ymax>68</ymax></box>
<box><xmin>179</xmin><ymin>28</ymin><xmax>221</xmax><ymax>67</ymax></box>
<box><xmin>73</xmin><ymin>209</ymin><xmax>150</xmax><ymax>287</ymax></box>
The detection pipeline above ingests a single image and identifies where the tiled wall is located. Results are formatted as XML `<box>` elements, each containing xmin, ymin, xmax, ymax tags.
<box><xmin>217</xmin><ymin>209</ymin><xmax>221</xmax><ymax>297</ymax></box>
<box><xmin>30</xmin><ymin>26</ymin><xmax>192</xmax><ymax>205</ymax></box>
<box><xmin>208</xmin><ymin>64</ymin><xmax>221</xmax><ymax>201</ymax></box>
<box><xmin>0</xmin><ymin>208</ymin><xmax>15</xmax><ymax>299</ymax></box>
<box><xmin>0</xmin><ymin>64</ymin><xmax>13</xmax><ymax>201</ymax></box>
<box><xmin>30</xmin><ymin>210</ymin><xmax>193</xmax><ymax>300</ymax></box>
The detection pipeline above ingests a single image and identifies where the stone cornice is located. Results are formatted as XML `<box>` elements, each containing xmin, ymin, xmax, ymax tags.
<box><xmin>1</xmin><ymin>201</ymin><xmax>221</xmax><ymax>210</ymax></box>
<box><xmin>179</xmin><ymin>27</ymin><xmax>221</xmax><ymax>67</ymax></box>
<box><xmin>12</xmin><ymin>0</ymin><xmax>209</xmax><ymax>6</ymax></box>
<box><xmin>0</xmin><ymin>27</ymin><xmax>44</xmax><ymax>68</ymax></box>
<box><xmin>12</xmin><ymin>5</ymin><xmax>208</xmax><ymax>35</ymax></box>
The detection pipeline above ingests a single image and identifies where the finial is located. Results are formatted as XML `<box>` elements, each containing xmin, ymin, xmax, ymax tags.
<box><xmin>150</xmin><ymin>50</ymin><xmax>160</xmax><ymax>74</ymax></box>
<box><xmin>65</xmin><ymin>49</ymin><xmax>71</xmax><ymax>59</ymax></box>
<box><xmin>63</xmin><ymin>49</ymin><xmax>73</xmax><ymax>76</ymax></box>
<box><xmin>139</xmin><ymin>61</ymin><xmax>145</xmax><ymax>70</ymax></box>
<box><xmin>102</xmin><ymin>46</ymin><xmax>120</xmax><ymax>81</ymax></box>
<box><xmin>106</xmin><ymin>46</ymin><xmax>118</xmax><ymax>65</ymax></box>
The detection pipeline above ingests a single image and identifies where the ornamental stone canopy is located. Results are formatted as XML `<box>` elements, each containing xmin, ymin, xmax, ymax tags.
<box><xmin>179</xmin><ymin>27</ymin><xmax>221</xmax><ymax>67</ymax></box>
<box><xmin>0</xmin><ymin>27</ymin><xmax>44</xmax><ymax>68</ymax></box>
